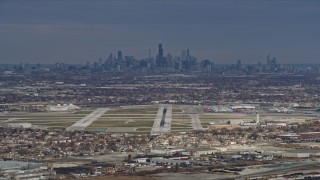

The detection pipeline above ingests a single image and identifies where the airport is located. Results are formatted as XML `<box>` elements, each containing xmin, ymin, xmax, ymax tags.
<box><xmin>1</xmin><ymin>0</ymin><xmax>320</xmax><ymax>179</ymax></box>
<box><xmin>1</xmin><ymin>103</ymin><xmax>319</xmax><ymax>134</ymax></box>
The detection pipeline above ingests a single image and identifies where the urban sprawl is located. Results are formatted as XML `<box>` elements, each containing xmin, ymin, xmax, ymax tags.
<box><xmin>1</xmin><ymin>44</ymin><xmax>320</xmax><ymax>180</ymax></box>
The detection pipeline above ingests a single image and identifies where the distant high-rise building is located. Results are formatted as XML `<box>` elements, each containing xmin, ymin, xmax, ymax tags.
<box><xmin>156</xmin><ymin>43</ymin><xmax>166</xmax><ymax>67</ymax></box>
<box><xmin>267</xmin><ymin>54</ymin><xmax>278</xmax><ymax>71</ymax></box>
<box><xmin>159</xmin><ymin>44</ymin><xmax>163</xmax><ymax>59</ymax></box>
<box><xmin>118</xmin><ymin>51</ymin><xmax>123</xmax><ymax>62</ymax></box>
<box><xmin>267</xmin><ymin>54</ymin><xmax>272</xmax><ymax>70</ymax></box>
<box><xmin>167</xmin><ymin>53</ymin><xmax>173</xmax><ymax>69</ymax></box>
<box><xmin>108</xmin><ymin>53</ymin><xmax>113</xmax><ymax>61</ymax></box>
<box><xmin>181</xmin><ymin>49</ymin><xmax>194</xmax><ymax>70</ymax></box>
<box><xmin>271</xmin><ymin>57</ymin><xmax>277</xmax><ymax>70</ymax></box>
<box><xmin>272</xmin><ymin>57</ymin><xmax>277</xmax><ymax>64</ymax></box>
<box><xmin>186</xmin><ymin>49</ymin><xmax>191</xmax><ymax>61</ymax></box>
<box><xmin>181</xmin><ymin>50</ymin><xmax>187</xmax><ymax>62</ymax></box>
<box><xmin>236</xmin><ymin>59</ymin><xmax>242</xmax><ymax>71</ymax></box>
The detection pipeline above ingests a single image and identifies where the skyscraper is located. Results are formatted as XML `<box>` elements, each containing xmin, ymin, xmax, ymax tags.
<box><xmin>236</xmin><ymin>59</ymin><xmax>242</xmax><ymax>71</ymax></box>
<box><xmin>186</xmin><ymin>49</ymin><xmax>190</xmax><ymax>61</ymax></box>
<box><xmin>267</xmin><ymin>54</ymin><xmax>277</xmax><ymax>71</ymax></box>
<box><xmin>156</xmin><ymin>43</ymin><xmax>166</xmax><ymax>67</ymax></box>
<box><xmin>181</xmin><ymin>50</ymin><xmax>187</xmax><ymax>62</ymax></box>
<box><xmin>267</xmin><ymin>54</ymin><xmax>273</xmax><ymax>70</ymax></box>
<box><xmin>159</xmin><ymin>44</ymin><xmax>163</xmax><ymax>60</ymax></box>
<box><xmin>118</xmin><ymin>51</ymin><xmax>123</xmax><ymax>63</ymax></box>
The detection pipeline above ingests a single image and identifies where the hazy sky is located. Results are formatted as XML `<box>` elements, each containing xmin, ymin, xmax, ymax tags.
<box><xmin>0</xmin><ymin>0</ymin><xmax>320</xmax><ymax>64</ymax></box>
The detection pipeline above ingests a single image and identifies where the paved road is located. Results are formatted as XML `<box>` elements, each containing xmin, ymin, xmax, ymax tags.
<box><xmin>66</xmin><ymin>108</ymin><xmax>109</xmax><ymax>131</ymax></box>
<box><xmin>150</xmin><ymin>105</ymin><xmax>172</xmax><ymax>135</ymax></box>
<box><xmin>232</xmin><ymin>158</ymin><xmax>320</xmax><ymax>180</ymax></box>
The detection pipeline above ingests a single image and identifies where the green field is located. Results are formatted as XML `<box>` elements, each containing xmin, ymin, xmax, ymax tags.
<box><xmin>0</xmin><ymin>110</ymin><xmax>92</xmax><ymax>129</ymax></box>
<box><xmin>171</xmin><ymin>106</ymin><xmax>193</xmax><ymax>131</ymax></box>
<box><xmin>200</xmin><ymin>113</ymin><xmax>254</xmax><ymax>123</ymax></box>
<box><xmin>86</xmin><ymin>106</ymin><xmax>159</xmax><ymax>133</ymax></box>
<box><xmin>89</xmin><ymin>120</ymin><xmax>154</xmax><ymax>128</ymax></box>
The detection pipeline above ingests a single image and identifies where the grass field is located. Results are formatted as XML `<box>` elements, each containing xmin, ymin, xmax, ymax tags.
<box><xmin>170</xmin><ymin>105</ymin><xmax>193</xmax><ymax>131</ymax></box>
<box><xmin>86</xmin><ymin>106</ymin><xmax>159</xmax><ymax>133</ymax></box>
<box><xmin>200</xmin><ymin>113</ymin><xmax>254</xmax><ymax>122</ymax></box>
<box><xmin>89</xmin><ymin>120</ymin><xmax>154</xmax><ymax>127</ymax></box>
<box><xmin>104</xmin><ymin>107</ymin><xmax>158</xmax><ymax>114</ymax></box>
<box><xmin>0</xmin><ymin>110</ymin><xmax>92</xmax><ymax>129</ymax></box>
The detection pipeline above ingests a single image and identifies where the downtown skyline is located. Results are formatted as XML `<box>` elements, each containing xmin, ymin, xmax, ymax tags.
<box><xmin>0</xmin><ymin>0</ymin><xmax>320</xmax><ymax>64</ymax></box>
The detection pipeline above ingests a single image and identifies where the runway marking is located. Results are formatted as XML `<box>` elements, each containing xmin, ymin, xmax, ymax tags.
<box><xmin>150</xmin><ymin>105</ymin><xmax>172</xmax><ymax>135</ymax></box>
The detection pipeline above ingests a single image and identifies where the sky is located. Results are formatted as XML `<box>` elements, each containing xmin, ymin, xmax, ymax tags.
<box><xmin>0</xmin><ymin>0</ymin><xmax>320</xmax><ymax>64</ymax></box>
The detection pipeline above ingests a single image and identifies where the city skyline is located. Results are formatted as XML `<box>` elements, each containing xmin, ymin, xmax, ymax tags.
<box><xmin>1</xmin><ymin>0</ymin><xmax>320</xmax><ymax>64</ymax></box>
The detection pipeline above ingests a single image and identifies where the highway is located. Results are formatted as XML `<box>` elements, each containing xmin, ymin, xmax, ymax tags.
<box><xmin>232</xmin><ymin>158</ymin><xmax>320</xmax><ymax>180</ymax></box>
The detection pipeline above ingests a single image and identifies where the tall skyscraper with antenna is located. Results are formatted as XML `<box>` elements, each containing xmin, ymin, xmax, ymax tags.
<box><xmin>156</xmin><ymin>43</ymin><xmax>166</xmax><ymax>67</ymax></box>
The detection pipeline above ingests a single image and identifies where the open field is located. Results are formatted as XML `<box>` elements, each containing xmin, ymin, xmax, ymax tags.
<box><xmin>88</xmin><ymin>120</ymin><xmax>154</xmax><ymax>127</ymax></box>
<box><xmin>0</xmin><ymin>110</ymin><xmax>93</xmax><ymax>129</ymax></box>
<box><xmin>67</xmin><ymin>108</ymin><xmax>109</xmax><ymax>131</ymax></box>
<box><xmin>170</xmin><ymin>106</ymin><xmax>192</xmax><ymax>131</ymax></box>
<box><xmin>88</xmin><ymin>106</ymin><xmax>159</xmax><ymax>133</ymax></box>
<box><xmin>200</xmin><ymin>113</ymin><xmax>255</xmax><ymax>126</ymax></box>
<box><xmin>104</xmin><ymin>106</ymin><xmax>158</xmax><ymax>114</ymax></box>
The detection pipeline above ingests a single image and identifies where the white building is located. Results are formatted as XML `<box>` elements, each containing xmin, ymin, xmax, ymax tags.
<box><xmin>47</xmin><ymin>104</ymin><xmax>80</xmax><ymax>111</ymax></box>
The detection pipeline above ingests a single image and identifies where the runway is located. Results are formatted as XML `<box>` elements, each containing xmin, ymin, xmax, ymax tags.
<box><xmin>189</xmin><ymin>114</ymin><xmax>204</xmax><ymax>130</ymax></box>
<box><xmin>150</xmin><ymin>105</ymin><xmax>172</xmax><ymax>135</ymax></box>
<box><xmin>66</xmin><ymin>108</ymin><xmax>109</xmax><ymax>131</ymax></box>
<box><xmin>181</xmin><ymin>105</ymin><xmax>204</xmax><ymax>130</ymax></box>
